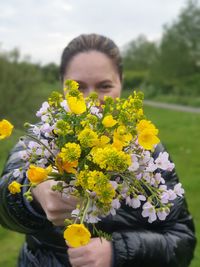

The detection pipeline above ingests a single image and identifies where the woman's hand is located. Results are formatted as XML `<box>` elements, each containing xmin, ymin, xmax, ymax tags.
<box><xmin>68</xmin><ymin>238</ymin><xmax>112</xmax><ymax>267</ymax></box>
<box><xmin>31</xmin><ymin>180</ymin><xmax>78</xmax><ymax>226</ymax></box>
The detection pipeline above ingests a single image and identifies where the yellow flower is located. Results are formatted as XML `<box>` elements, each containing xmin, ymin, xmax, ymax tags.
<box><xmin>67</xmin><ymin>96</ymin><xmax>86</xmax><ymax>115</ymax></box>
<box><xmin>56</xmin><ymin>155</ymin><xmax>78</xmax><ymax>174</ymax></box>
<box><xmin>91</xmin><ymin>145</ymin><xmax>131</xmax><ymax>171</ymax></box>
<box><xmin>78</xmin><ymin>128</ymin><xmax>98</xmax><ymax>148</ymax></box>
<box><xmin>113</xmin><ymin>125</ymin><xmax>132</xmax><ymax>150</ymax></box>
<box><xmin>102</xmin><ymin>115</ymin><xmax>117</xmax><ymax>128</ymax></box>
<box><xmin>95</xmin><ymin>182</ymin><xmax>116</xmax><ymax>204</ymax></box>
<box><xmin>77</xmin><ymin>170</ymin><xmax>107</xmax><ymax>190</ymax></box>
<box><xmin>137</xmin><ymin>108</ymin><xmax>144</xmax><ymax>116</ymax></box>
<box><xmin>95</xmin><ymin>135</ymin><xmax>110</xmax><ymax>148</ymax></box>
<box><xmin>8</xmin><ymin>181</ymin><xmax>21</xmax><ymax>194</ymax></box>
<box><xmin>138</xmin><ymin>129</ymin><xmax>160</xmax><ymax>150</ymax></box>
<box><xmin>59</xmin><ymin>143</ymin><xmax>81</xmax><ymax>162</ymax></box>
<box><xmin>64</xmin><ymin>224</ymin><xmax>91</xmax><ymax>248</ymax></box>
<box><xmin>27</xmin><ymin>165</ymin><xmax>52</xmax><ymax>184</ymax></box>
<box><xmin>136</xmin><ymin>119</ymin><xmax>158</xmax><ymax>135</ymax></box>
<box><xmin>0</xmin><ymin>119</ymin><xmax>14</xmax><ymax>140</ymax></box>
<box><xmin>64</xmin><ymin>80</ymin><xmax>79</xmax><ymax>93</ymax></box>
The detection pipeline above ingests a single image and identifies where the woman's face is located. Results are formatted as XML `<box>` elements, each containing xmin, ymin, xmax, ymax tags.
<box><xmin>63</xmin><ymin>51</ymin><xmax>122</xmax><ymax>103</ymax></box>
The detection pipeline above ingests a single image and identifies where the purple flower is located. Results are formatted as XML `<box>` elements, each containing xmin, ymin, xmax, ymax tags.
<box><xmin>90</xmin><ymin>106</ymin><xmax>103</xmax><ymax>119</ymax></box>
<box><xmin>110</xmin><ymin>198</ymin><xmax>121</xmax><ymax>215</ymax></box>
<box><xmin>154</xmin><ymin>173</ymin><xmax>165</xmax><ymax>185</ymax></box>
<box><xmin>157</xmin><ymin>208</ymin><xmax>170</xmax><ymax>221</ymax></box>
<box><xmin>13</xmin><ymin>169</ymin><xmax>24</xmax><ymax>179</ymax></box>
<box><xmin>19</xmin><ymin>150</ymin><xmax>29</xmax><ymax>161</ymax></box>
<box><xmin>86</xmin><ymin>214</ymin><xmax>101</xmax><ymax>223</ymax></box>
<box><xmin>174</xmin><ymin>183</ymin><xmax>184</xmax><ymax>197</ymax></box>
<box><xmin>36</xmin><ymin>102</ymin><xmax>50</xmax><ymax>117</ymax></box>
<box><xmin>155</xmin><ymin>152</ymin><xmax>175</xmax><ymax>171</ymax></box>
<box><xmin>142</xmin><ymin>202</ymin><xmax>157</xmax><ymax>223</ymax></box>
<box><xmin>128</xmin><ymin>154</ymin><xmax>139</xmax><ymax>172</ymax></box>
<box><xmin>40</xmin><ymin>123</ymin><xmax>54</xmax><ymax>137</ymax></box>
<box><xmin>160</xmin><ymin>191</ymin><xmax>170</xmax><ymax>204</ymax></box>
<box><xmin>109</xmin><ymin>181</ymin><xmax>118</xmax><ymax>190</ymax></box>
<box><xmin>145</xmin><ymin>158</ymin><xmax>157</xmax><ymax>172</ymax></box>
<box><xmin>60</xmin><ymin>100</ymin><xmax>70</xmax><ymax>112</ymax></box>
<box><xmin>126</xmin><ymin>195</ymin><xmax>146</xmax><ymax>209</ymax></box>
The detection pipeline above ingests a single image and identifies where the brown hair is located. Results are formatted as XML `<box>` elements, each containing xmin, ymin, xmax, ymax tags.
<box><xmin>60</xmin><ymin>33</ymin><xmax>123</xmax><ymax>82</ymax></box>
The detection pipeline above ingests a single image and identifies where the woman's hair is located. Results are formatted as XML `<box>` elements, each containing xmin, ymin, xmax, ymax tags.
<box><xmin>60</xmin><ymin>33</ymin><xmax>123</xmax><ymax>82</ymax></box>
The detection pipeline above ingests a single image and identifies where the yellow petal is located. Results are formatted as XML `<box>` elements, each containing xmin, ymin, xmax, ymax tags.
<box><xmin>64</xmin><ymin>224</ymin><xmax>91</xmax><ymax>248</ymax></box>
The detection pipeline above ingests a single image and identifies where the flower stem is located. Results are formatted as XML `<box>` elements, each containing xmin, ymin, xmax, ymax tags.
<box><xmin>26</xmin><ymin>134</ymin><xmax>55</xmax><ymax>159</ymax></box>
<box><xmin>80</xmin><ymin>194</ymin><xmax>90</xmax><ymax>224</ymax></box>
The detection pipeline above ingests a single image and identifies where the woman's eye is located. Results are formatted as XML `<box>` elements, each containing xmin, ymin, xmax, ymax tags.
<box><xmin>79</xmin><ymin>87</ymin><xmax>86</xmax><ymax>92</ymax></box>
<box><xmin>101</xmin><ymin>84</ymin><xmax>112</xmax><ymax>90</ymax></box>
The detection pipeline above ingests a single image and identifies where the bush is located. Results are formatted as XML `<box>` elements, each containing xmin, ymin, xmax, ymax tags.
<box><xmin>123</xmin><ymin>70</ymin><xmax>148</xmax><ymax>90</ymax></box>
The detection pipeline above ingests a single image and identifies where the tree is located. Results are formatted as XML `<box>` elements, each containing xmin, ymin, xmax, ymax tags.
<box><xmin>150</xmin><ymin>0</ymin><xmax>200</xmax><ymax>95</ymax></box>
<box><xmin>122</xmin><ymin>35</ymin><xmax>158</xmax><ymax>71</ymax></box>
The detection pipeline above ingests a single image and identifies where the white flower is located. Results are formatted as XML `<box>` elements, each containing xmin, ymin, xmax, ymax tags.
<box><xmin>167</xmin><ymin>189</ymin><xmax>177</xmax><ymax>200</ymax></box>
<box><xmin>160</xmin><ymin>191</ymin><xmax>170</xmax><ymax>204</ymax></box>
<box><xmin>36</xmin><ymin>102</ymin><xmax>50</xmax><ymax>117</ymax></box>
<box><xmin>32</xmin><ymin>125</ymin><xmax>41</xmax><ymax>138</ymax></box>
<box><xmin>41</xmin><ymin>114</ymin><xmax>50</xmax><ymax>123</ymax></box>
<box><xmin>110</xmin><ymin>198</ymin><xmax>121</xmax><ymax>215</ymax></box>
<box><xmin>145</xmin><ymin>158</ymin><xmax>157</xmax><ymax>172</ymax></box>
<box><xmin>142</xmin><ymin>202</ymin><xmax>157</xmax><ymax>223</ymax></box>
<box><xmin>121</xmin><ymin>186</ymin><xmax>129</xmax><ymax>198</ymax></box>
<box><xmin>140</xmin><ymin>151</ymin><xmax>151</xmax><ymax>165</ymax></box>
<box><xmin>28</xmin><ymin>141</ymin><xmax>42</xmax><ymax>155</ymax></box>
<box><xmin>157</xmin><ymin>208</ymin><xmax>170</xmax><ymax>221</ymax></box>
<box><xmin>126</xmin><ymin>196</ymin><xmax>132</xmax><ymax>206</ymax></box>
<box><xmin>155</xmin><ymin>152</ymin><xmax>175</xmax><ymax>171</ymax></box>
<box><xmin>90</xmin><ymin>106</ymin><xmax>103</xmax><ymax>119</ymax></box>
<box><xmin>19</xmin><ymin>150</ymin><xmax>29</xmax><ymax>161</ymax></box>
<box><xmin>13</xmin><ymin>169</ymin><xmax>24</xmax><ymax>178</ymax></box>
<box><xmin>40</xmin><ymin>123</ymin><xmax>54</xmax><ymax>137</ymax></box>
<box><xmin>174</xmin><ymin>183</ymin><xmax>184</xmax><ymax>197</ymax></box>
<box><xmin>71</xmin><ymin>208</ymin><xmax>80</xmax><ymax>218</ymax></box>
<box><xmin>112</xmin><ymin>198</ymin><xmax>121</xmax><ymax>209</ymax></box>
<box><xmin>109</xmin><ymin>181</ymin><xmax>118</xmax><ymax>190</ymax></box>
<box><xmin>60</xmin><ymin>100</ymin><xmax>70</xmax><ymax>112</ymax></box>
<box><xmin>128</xmin><ymin>154</ymin><xmax>139</xmax><ymax>172</ymax></box>
<box><xmin>160</xmin><ymin>189</ymin><xmax>176</xmax><ymax>204</ymax></box>
<box><xmin>131</xmin><ymin>195</ymin><xmax>146</xmax><ymax>209</ymax></box>
<box><xmin>154</xmin><ymin>173</ymin><xmax>165</xmax><ymax>185</ymax></box>
<box><xmin>36</xmin><ymin>158</ymin><xmax>48</xmax><ymax>167</ymax></box>
<box><xmin>86</xmin><ymin>214</ymin><xmax>101</xmax><ymax>223</ymax></box>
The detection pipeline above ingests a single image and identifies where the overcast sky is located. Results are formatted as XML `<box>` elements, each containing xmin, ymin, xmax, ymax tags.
<box><xmin>0</xmin><ymin>0</ymin><xmax>187</xmax><ymax>64</ymax></box>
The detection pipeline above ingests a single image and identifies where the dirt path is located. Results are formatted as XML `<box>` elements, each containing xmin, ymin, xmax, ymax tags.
<box><xmin>144</xmin><ymin>100</ymin><xmax>200</xmax><ymax>113</ymax></box>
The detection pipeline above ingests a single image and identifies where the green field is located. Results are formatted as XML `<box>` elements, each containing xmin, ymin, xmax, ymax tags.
<box><xmin>0</xmin><ymin>106</ymin><xmax>199</xmax><ymax>266</ymax></box>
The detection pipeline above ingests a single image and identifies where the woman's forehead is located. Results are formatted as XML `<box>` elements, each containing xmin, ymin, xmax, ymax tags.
<box><xmin>65</xmin><ymin>51</ymin><xmax>119</xmax><ymax>83</ymax></box>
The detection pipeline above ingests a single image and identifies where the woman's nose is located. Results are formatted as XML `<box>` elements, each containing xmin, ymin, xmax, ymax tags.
<box><xmin>83</xmin><ymin>87</ymin><xmax>95</xmax><ymax>97</ymax></box>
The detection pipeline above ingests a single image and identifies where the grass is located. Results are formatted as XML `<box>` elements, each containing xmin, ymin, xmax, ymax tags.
<box><xmin>0</xmin><ymin>106</ymin><xmax>199</xmax><ymax>266</ymax></box>
<box><xmin>0</xmin><ymin>129</ymin><xmax>25</xmax><ymax>266</ymax></box>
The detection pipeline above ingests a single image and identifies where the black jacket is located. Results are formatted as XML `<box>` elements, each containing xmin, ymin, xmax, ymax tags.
<box><xmin>0</xmin><ymin>139</ymin><xmax>196</xmax><ymax>267</ymax></box>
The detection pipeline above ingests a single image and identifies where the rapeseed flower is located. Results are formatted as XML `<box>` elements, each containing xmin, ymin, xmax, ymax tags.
<box><xmin>78</xmin><ymin>128</ymin><xmax>98</xmax><ymax>148</ymax></box>
<box><xmin>59</xmin><ymin>143</ymin><xmax>81</xmax><ymax>162</ymax></box>
<box><xmin>91</xmin><ymin>146</ymin><xmax>131</xmax><ymax>171</ymax></box>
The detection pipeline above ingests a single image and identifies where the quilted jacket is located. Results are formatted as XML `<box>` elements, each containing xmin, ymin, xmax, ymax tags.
<box><xmin>0</xmin><ymin>138</ymin><xmax>196</xmax><ymax>267</ymax></box>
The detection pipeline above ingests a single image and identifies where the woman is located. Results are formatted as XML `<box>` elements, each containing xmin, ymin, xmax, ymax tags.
<box><xmin>0</xmin><ymin>33</ymin><xmax>196</xmax><ymax>267</ymax></box>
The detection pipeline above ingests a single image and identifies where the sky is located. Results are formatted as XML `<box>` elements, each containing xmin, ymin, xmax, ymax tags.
<box><xmin>0</xmin><ymin>0</ymin><xmax>187</xmax><ymax>65</ymax></box>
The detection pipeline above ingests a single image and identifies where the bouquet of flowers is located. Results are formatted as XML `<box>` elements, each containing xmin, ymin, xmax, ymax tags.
<box><xmin>1</xmin><ymin>80</ymin><xmax>184</xmax><ymax>248</ymax></box>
